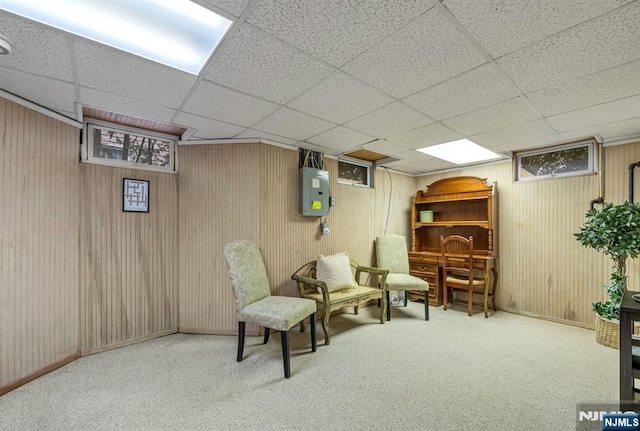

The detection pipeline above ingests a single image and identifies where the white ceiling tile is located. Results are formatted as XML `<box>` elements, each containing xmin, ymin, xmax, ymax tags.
<box><xmin>287</xmin><ymin>72</ymin><xmax>393</xmax><ymax>123</ymax></box>
<box><xmin>560</xmin><ymin>116</ymin><xmax>640</xmax><ymax>142</ymax></box>
<box><xmin>0</xmin><ymin>67</ymin><xmax>75</xmax><ymax>112</ymax></box>
<box><xmin>306</xmin><ymin>126</ymin><xmax>375</xmax><ymax>152</ymax></box>
<box><xmin>298</xmin><ymin>142</ymin><xmax>342</xmax><ymax>156</ymax></box>
<box><xmin>342</xmin><ymin>8</ymin><xmax>486</xmax><ymax>98</ymax></box>
<box><xmin>195</xmin><ymin>0</ymin><xmax>251</xmax><ymax>17</ymax></box>
<box><xmin>345</xmin><ymin>102</ymin><xmax>434</xmax><ymax>138</ymax></box>
<box><xmin>75</xmin><ymin>39</ymin><xmax>197</xmax><ymax>108</ymax></box>
<box><xmin>233</xmin><ymin>129</ymin><xmax>298</xmax><ymax>146</ymax></box>
<box><xmin>205</xmin><ymin>24</ymin><xmax>334</xmax><ymax>104</ymax></box>
<box><xmin>361</xmin><ymin>139</ymin><xmax>409</xmax><ymax>157</ymax></box>
<box><xmin>399</xmin><ymin>158</ymin><xmax>458</xmax><ymax>172</ymax></box>
<box><xmin>0</xmin><ymin>14</ymin><xmax>72</xmax><ymax>81</ymax></box>
<box><xmin>527</xmin><ymin>60</ymin><xmax>640</xmax><ymax>117</ymax></box>
<box><xmin>443</xmin><ymin>97</ymin><xmax>540</xmax><ymax>136</ymax></box>
<box><xmin>498</xmin><ymin>2</ymin><xmax>640</xmax><ymax>93</ymax></box>
<box><xmin>390</xmin><ymin>149</ymin><xmax>433</xmax><ymax>164</ymax></box>
<box><xmin>182</xmin><ymin>81</ymin><xmax>279</xmax><ymax>127</ymax></box>
<box><xmin>499</xmin><ymin>134</ymin><xmax>566</xmax><ymax>153</ymax></box>
<box><xmin>469</xmin><ymin>119</ymin><xmax>560</xmax><ymax>150</ymax></box>
<box><xmin>79</xmin><ymin>87</ymin><xmax>177</xmax><ymax>123</ymax></box>
<box><xmin>546</xmin><ymin>94</ymin><xmax>640</xmax><ymax>132</ymax></box>
<box><xmin>443</xmin><ymin>0</ymin><xmax>635</xmax><ymax>58</ymax></box>
<box><xmin>246</xmin><ymin>0</ymin><xmax>434</xmax><ymax>67</ymax></box>
<box><xmin>403</xmin><ymin>64</ymin><xmax>519</xmax><ymax>120</ymax></box>
<box><xmin>386</xmin><ymin>123</ymin><xmax>463</xmax><ymax>150</ymax></box>
<box><xmin>252</xmin><ymin>107</ymin><xmax>336</xmax><ymax>141</ymax></box>
<box><xmin>174</xmin><ymin>112</ymin><xmax>246</xmax><ymax>139</ymax></box>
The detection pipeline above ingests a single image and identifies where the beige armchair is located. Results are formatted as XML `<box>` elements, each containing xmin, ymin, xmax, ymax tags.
<box><xmin>376</xmin><ymin>234</ymin><xmax>429</xmax><ymax>321</ymax></box>
<box><xmin>224</xmin><ymin>240</ymin><xmax>317</xmax><ymax>378</ymax></box>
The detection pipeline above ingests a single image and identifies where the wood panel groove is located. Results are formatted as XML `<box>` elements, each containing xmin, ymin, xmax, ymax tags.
<box><xmin>1</xmin><ymin>98</ymin><xmax>79</xmax><ymax>389</ymax></box>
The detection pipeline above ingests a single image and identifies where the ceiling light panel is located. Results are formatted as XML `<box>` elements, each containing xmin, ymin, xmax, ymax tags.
<box><xmin>0</xmin><ymin>0</ymin><xmax>232</xmax><ymax>75</ymax></box>
<box><xmin>417</xmin><ymin>139</ymin><xmax>502</xmax><ymax>164</ymax></box>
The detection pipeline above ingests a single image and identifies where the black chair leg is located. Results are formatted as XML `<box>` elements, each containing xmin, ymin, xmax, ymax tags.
<box><xmin>310</xmin><ymin>312</ymin><xmax>317</xmax><ymax>352</ymax></box>
<box><xmin>424</xmin><ymin>291</ymin><xmax>429</xmax><ymax>321</ymax></box>
<box><xmin>281</xmin><ymin>331</ymin><xmax>291</xmax><ymax>378</ymax></box>
<box><xmin>404</xmin><ymin>291</ymin><xmax>408</xmax><ymax>307</ymax></box>
<box><xmin>386</xmin><ymin>291</ymin><xmax>391</xmax><ymax>321</ymax></box>
<box><xmin>237</xmin><ymin>321</ymin><xmax>245</xmax><ymax>362</ymax></box>
<box><xmin>263</xmin><ymin>328</ymin><xmax>270</xmax><ymax>344</ymax></box>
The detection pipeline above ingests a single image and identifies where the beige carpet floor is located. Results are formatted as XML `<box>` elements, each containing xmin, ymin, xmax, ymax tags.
<box><xmin>0</xmin><ymin>302</ymin><xmax>618</xmax><ymax>430</ymax></box>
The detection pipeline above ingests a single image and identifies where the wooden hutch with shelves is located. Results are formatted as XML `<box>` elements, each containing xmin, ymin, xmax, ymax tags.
<box><xmin>409</xmin><ymin>176</ymin><xmax>498</xmax><ymax>306</ymax></box>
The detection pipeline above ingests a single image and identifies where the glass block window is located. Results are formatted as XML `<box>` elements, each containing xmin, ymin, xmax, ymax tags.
<box><xmin>515</xmin><ymin>139</ymin><xmax>596</xmax><ymax>181</ymax></box>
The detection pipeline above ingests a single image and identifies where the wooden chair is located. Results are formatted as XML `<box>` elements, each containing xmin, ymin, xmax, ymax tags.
<box><xmin>440</xmin><ymin>235</ymin><xmax>495</xmax><ymax>318</ymax></box>
<box><xmin>224</xmin><ymin>240</ymin><xmax>317</xmax><ymax>378</ymax></box>
<box><xmin>376</xmin><ymin>234</ymin><xmax>429</xmax><ymax>321</ymax></box>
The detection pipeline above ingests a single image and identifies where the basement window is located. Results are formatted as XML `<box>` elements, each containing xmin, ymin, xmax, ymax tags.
<box><xmin>82</xmin><ymin>121</ymin><xmax>177</xmax><ymax>173</ymax></box>
<box><xmin>515</xmin><ymin>139</ymin><xmax>596</xmax><ymax>181</ymax></box>
<box><xmin>338</xmin><ymin>157</ymin><xmax>372</xmax><ymax>187</ymax></box>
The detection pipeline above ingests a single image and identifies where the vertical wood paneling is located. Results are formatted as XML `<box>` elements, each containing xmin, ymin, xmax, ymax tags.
<box><xmin>78</xmin><ymin>164</ymin><xmax>179</xmax><ymax>353</ymax></box>
<box><xmin>0</xmin><ymin>98</ymin><xmax>79</xmax><ymax>389</ymax></box>
<box><xmin>178</xmin><ymin>144</ymin><xmax>260</xmax><ymax>334</ymax></box>
<box><xmin>415</xmin><ymin>159</ymin><xmax>608</xmax><ymax>327</ymax></box>
<box><xmin>258</xmin><ymin>146</ymin><xmax>377</xmax><ymax>298</ymax></box>
<box><xmin>374</xmin><ymin>167</ymin><xmax>417</xmax><ymax>248</ymax></box>
<box><xmin>178</xmin><ymin>144</ymin><xmax>408</xmax><ymax>334</ymax></box>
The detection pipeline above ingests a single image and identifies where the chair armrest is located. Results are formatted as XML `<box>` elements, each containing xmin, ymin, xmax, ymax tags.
<box><xmin>292</xmin><ymin>274</ymin><xmax>329</xmax><ymax>295</ymax></box>
<box><xmin>355</xmin><ymin>265</ymin><xmax>388</xmax><ymax>288</ymax></box>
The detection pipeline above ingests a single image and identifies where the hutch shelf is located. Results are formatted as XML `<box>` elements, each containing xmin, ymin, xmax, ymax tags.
<box><xmin>408</xmin><ymin>176</ymin><xmax>498</xmax><ymax>306</ymax></box>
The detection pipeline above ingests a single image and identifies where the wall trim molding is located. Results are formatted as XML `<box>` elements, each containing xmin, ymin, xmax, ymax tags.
<box><xmin>0</xmin><ymin>90</ymin><xmax>83</xmax><ymax>128</ymax></box>
<box><xmin>0</xmin><ymin>352</ymin><xmax>81</xmax><ymax>397</ymax></box>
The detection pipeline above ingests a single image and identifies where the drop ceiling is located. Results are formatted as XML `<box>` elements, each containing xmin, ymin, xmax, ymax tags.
<box><xmin>1</xmin><ymin>0</ymin><xmax>640</xmax><ymax>175</ymax></box>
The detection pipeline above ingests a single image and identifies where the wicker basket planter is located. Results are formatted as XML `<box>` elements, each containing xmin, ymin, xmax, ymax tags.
<box><xmin>595</xmin><ymin>314</ymin><xmax>619</xmax><ymax>349</ymax></box>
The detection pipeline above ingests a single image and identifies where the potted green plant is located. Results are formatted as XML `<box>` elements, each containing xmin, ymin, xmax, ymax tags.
<box><xmin>575</xmin><ymin>201</ymin><xmax>640</xmax><ymax>348</ymax></box>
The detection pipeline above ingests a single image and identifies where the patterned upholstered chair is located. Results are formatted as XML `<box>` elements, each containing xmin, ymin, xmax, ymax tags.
<box><xmin>376</xmin><ymin>234</ymin><xmax>430</xmax><ymax>321</ymax></box>
<box><xmin>224</xmin><ymin>240</ymin><xmax>317</xmax><ymax>378</ymax></box>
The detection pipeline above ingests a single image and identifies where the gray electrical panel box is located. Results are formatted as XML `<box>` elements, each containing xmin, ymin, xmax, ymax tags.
<box><xmin>299</xmin><ymin>168</ymin><xmax>329</xmax><ymax>216</ymax></box>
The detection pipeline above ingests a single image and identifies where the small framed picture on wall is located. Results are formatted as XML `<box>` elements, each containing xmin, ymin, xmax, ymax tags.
<box><xmin>123</xmin><ymin>178</ymin><xmax>149</xmax><ymax>213</ymax></box>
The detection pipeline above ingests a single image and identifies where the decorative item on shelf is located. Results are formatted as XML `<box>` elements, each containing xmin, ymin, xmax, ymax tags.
<box><xmin>419</xmin><ymin>210</ymin><xmax>433</xmax><ymax>223</ymax></box>
<box><xmin>575</xmin><ymin>201</ymin><xmax>640</xmax><ymax>349</ymax></box>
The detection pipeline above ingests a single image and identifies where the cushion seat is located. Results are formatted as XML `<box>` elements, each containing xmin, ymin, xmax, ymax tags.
<box><xmin>386</xmin><ymin>273</ymin><xmax>429</xmax><ymax>290</ymax></box>
<box><xmin>238</xmin><ymin>296</ymin><xmax>317</xmax><ymax>331</ymax></box>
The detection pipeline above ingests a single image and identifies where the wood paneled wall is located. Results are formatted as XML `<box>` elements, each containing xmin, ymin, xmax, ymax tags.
<box><xmin>373</xmin><ymin>166</ymin><xmax>416</xmax><ymax>250</ymax></box>
<box><xmin>78</xmin><ymin>165</ymin><xmax>179</xmax><ymax>353</ymax></box>
<box><xmin>413</xmin><ymin>152</ymin><xmax>619</xmax><ymax>327</ymax></box>
<box><xmin>177</xmin><ymin>144</ymin><xmax>413</xmax><ymax>334</ymax></box>
<box><xmin>178</xmin><ymin>144</ymin><xmax>260</xmax><ymax>334</ymax></box>
<box><xmin>0</xmin><ymin>98</ymin><xmax>80</xmax><ymax>390</ymax></box>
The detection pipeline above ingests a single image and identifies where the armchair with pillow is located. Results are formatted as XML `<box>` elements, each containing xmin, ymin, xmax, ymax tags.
<box><xmin>292</xmin><ymin>252</ymin><xmax>387</xmax><ymax>345</ymax></box>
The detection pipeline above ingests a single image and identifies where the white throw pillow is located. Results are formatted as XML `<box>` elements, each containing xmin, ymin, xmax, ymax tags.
<box><xmin>316</xmin><ymin>252</ymin><xmax>357</xmax><ymax>293</ymax></box>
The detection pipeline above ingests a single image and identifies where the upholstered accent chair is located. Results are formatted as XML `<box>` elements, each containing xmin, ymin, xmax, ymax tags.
<box><xmin>375</xmin><ymin>234</ymin><xmax>429</xmax><ymax>321</ymax></box>
<box><xmin>224</xmin><ymin>240</ymin><xmax>317</xmax><ymax>378</ymax></box>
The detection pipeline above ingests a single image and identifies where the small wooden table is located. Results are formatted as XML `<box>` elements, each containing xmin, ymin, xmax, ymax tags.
<box><xmin>620</xmin><ymin>290</ymin><xmax>640</xmax><ymax>410</ymax></box>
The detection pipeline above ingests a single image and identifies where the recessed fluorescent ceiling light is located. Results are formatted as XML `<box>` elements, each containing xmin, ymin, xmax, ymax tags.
<box><xmin>417</xmin><ymin>139</ymin><xmax>502</xmax><ymax>164</ymax></box>
<box><xmin>0</xmin><ymin>0</ymin><xmax>232</xmax><ymax>75</ymax></box>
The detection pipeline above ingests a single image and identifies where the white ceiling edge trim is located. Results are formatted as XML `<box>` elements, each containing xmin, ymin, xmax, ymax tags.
<box><xmin>412</xmin><ymin>158</ymin><xmax>512</xmax><ymax>178</ymax></box>
<box><xmin>179</xmin><ymin>137</ymin><xmax>261</xmax><ymax>145</ymax></box>
<box><xmin>375</xmin><ymin>165</ymin><xmax>415</xmax><ymax>178</ymax></box>
<box><xmin>601</xmin><ymin>133</ymin><xmax>640</xmax><ymax>147</ymax></box>
<box><xmin>177</xmin><ymin>137</ymin><xmax>339</xmax><ymax>159</ymax></box>
<box><xmin>0</xmin><ymin>89</ymin><xmax>83</xmax><ymax>128</ymax></box>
